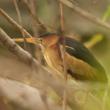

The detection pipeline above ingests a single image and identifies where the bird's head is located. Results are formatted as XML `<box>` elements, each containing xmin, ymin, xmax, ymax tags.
<box><xmin>36</xmin><ymin>33</ymin><xmax>60</xmax><ymax>48</ymax></box>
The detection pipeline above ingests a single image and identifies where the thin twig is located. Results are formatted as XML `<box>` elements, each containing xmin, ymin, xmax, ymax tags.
<box><xmin>28</xmin><ymin>0</ymin><xmax>38</xmax><ymax>36</ymax></box>
<box><xmin>22</xmin><ymin>0</ymin><xmax>47</xmax><ymax>33</ymax></box>
<box><xmin>12</xmin><ymin>0</ymin><xmax>27</xmax><ymax>49</ymax></box>
<box><xmin>0</xmin><ymin>8</ymin><xmax>32</xmax><ymax>38</ymax></box>
<box><xmin>60</xmin><ymin>0</ymin><xmax>110</xmax><ymax>31</ymax></box>
<box><xmin>59</xmin><ymin>1</ymin><xmax>67</xmax><ymax>110</ymax></box>
<box><xmin>22</xmin><ymin>0</ymin><xmax>56</xmax><ymax>33</ymax></box>
<box><xmin>59</xmin><ymin>1</ymin><xmax>65</xmax><ymax>33</ymax></box>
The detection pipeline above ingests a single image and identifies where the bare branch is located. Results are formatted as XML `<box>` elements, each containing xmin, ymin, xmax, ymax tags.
<box><xmin>59</xmin><ymin>1</ymin><xmax>65</xmax><ymax>33</ymax></box>
<box><xmin>59</xmin><ymin>1</ymin><xmax>68</xmax><ymax>110</ymax></box>
<box><xmin>60</xmin><ymin>0</ymin><xmax>110</xmax><ymax>31</ymax></box>
<box><xmin>28</xmin><ymin>0</ymin><xmax>39</xmax><ymax>36</ymax></box>
<box><xmin>22</xmin><ymin>0</ymin><xmax>47</xmax><ymax>33</ymax></box>
<box><xmin>12</xmin><ymin>0</ymin><xmax>28</xmax><ymax>49</ymax></box>
<box><xmin>22</xmin><ymin>0</ymin><xmax>56</xmax><ymax>33</ymax></box>
<box><xmin>0</xmin><ymin>8</ymin><xmax>32</xmax><ymax>38</ymax></box>
<box><xmin>12</xmin><ymin>0</ymin><xmax>22</xmax><ymax>25</ymax></box>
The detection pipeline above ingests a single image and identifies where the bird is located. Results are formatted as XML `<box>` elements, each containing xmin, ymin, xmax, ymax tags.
<box><xmin>14</xmin><ymin>33</ymin><xmax>108</xmax><ymax>83</ymax></box>
<box><xmin>38</xmin><ymin>33</ymin><xmax>108</xmax><ymax>83</ymax></box>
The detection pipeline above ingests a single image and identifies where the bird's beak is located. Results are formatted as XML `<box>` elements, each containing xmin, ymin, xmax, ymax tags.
<box><xmin>13</xmin><ymin>37</ymin><xmax>42</xmax><ymax>45</ymax></box>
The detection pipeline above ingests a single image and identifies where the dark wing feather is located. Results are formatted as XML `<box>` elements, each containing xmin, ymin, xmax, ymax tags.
<box><xmin>63</xmin><ymin>37</ymin><xmax>108</xmax><ymax>82</ymax></box>
<box><xmin>64</xmin><ymin>37</ymin><xmax>105</xmax><ymax>73</ymax></box>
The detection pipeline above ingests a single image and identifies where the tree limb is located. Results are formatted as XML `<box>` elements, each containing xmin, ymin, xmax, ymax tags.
<box><xmin>22</xmin><ymin>0</ymin><xmax>47</xmax><ymax>33</ymax></box>
<box><xmin>0</xmin><ymin>8</ymin><xmax>32</xmax><ymax>38</ymax></box>
<box><xmin>60</xmin><ymin>0</ymin><xmax>110</xmax><ymax>31</ymax></box>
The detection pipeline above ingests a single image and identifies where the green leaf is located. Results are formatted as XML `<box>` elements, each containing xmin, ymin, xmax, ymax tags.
<box><xmin>102</xmin><ymin>6</ymin><xmax>110</xmax><ymax>22</ymax></box>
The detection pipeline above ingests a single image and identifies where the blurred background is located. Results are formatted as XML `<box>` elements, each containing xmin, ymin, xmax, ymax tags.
<box><xmin>0</xmin><ymin>0</ymin><xmax>110</xmax><ymax>110</ymax></box>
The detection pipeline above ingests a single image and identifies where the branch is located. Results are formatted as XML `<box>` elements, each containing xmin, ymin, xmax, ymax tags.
<box><xmin>12</xmin><ymin>0</ymin><xmax>28</xmax><ymax>49</ymax></box>
<box><xmin>0</xmin><ymin>27</ymin><xmax>81</xmax><ymax>110</ymax></box>
<box><xmin>27</xmin><ymin>0</ymin><xmax>39</xmax><ymax>36</ymax></box>
<box><xmin>0</xmin><ymin>8</ymin><xmax>32</xmax><ymax>38</ymax></box>
<box><xmin>22</xmin><ymin>0</ymin><xmax>47</xmax><ymax>33</ymax></box>
<box><xmin>22</xmin><ymin>0</ymin><xmax>56</xmax><ymax>33</ymax></box>
<box><xmin>59</xmin><ymin>1</ymin><xmax>68</xmax><ymax>110</ymax></box>
<box><xmin>60</xmin><ymin>0</ymin><xmax>110</xmax><ymax>31</ymax></box>
<box><xmin>59</xmin><ymin>0</ymin><xmax>65</xmax><ymax>33</ymax></box>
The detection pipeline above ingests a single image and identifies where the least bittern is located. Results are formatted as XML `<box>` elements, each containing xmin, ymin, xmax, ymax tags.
<box><xmin>14</xmin><ymin>33</ymin><xmax>108</xmax><ymax>83</ymax></box>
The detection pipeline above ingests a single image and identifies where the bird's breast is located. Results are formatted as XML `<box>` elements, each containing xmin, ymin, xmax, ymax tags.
<box><xmin>43</xmin><ymin>46</ymin><xmax>63</xmax><ymax>74</ymax></box>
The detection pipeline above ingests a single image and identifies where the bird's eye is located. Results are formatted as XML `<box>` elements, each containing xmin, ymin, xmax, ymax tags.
<box><xmin>40</xmin><ymin>39</ymin><xmax>42</xmax><ymax>42</ymax></box>
<box><xmin>39</xmin><ymin>38</ymin><xmax>43</xmax><ymax>43</ymax></box>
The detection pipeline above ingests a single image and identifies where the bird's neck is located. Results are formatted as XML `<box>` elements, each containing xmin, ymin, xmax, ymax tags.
<box><xmin>43</xmin><ymin>44</ymin><xmax>63</xmax><ymax>72</ymax></box>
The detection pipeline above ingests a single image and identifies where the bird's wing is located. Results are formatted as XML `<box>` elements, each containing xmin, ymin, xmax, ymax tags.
<box><xmin>60</xmin><ymin>37</ymin><xmax>107</xmax><ymax>82</ymax></box>
<box><xmin>64</xmin><ymin>37</ymin><xmax>105</xmax><ymax>73</ymax></box>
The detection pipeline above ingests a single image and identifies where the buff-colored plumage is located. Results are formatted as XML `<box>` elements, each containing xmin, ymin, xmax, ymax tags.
<box><xmin>40</xmin><ymin>33</ymin><xmax>107</xmax><ymax>83</ymax></box>
<box><xmin>14</xmin><ymin>33</ymin><xmax>108</xmax><ymax>83</ymax></box>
